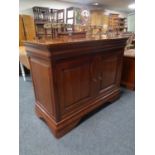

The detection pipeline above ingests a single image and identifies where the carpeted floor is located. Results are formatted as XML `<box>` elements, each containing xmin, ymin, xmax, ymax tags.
<box><xmin>19</xmin><ymin>76</ymin><xmax>135</xmax><ymax>155</ymax></box>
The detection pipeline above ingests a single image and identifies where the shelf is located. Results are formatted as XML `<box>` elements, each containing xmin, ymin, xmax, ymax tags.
<box><xmin>108</xmin><ymin>14</ymin><xmax>127</xmax><ymax>32</ymax></box>
<box><xmin>33</xmin><ymin>6</ymin><xmax>65</xmax><ymax>38</ymax></box>
<box><xmin>35</xmin><ymin>21</ymin><xmax>48</xmax><ymax>24</ymax></box>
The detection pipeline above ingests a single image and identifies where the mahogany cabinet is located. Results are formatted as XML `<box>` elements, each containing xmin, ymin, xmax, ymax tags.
<box><xmin>24</xmin><ymin>37</ymin><xmax>127</xmax><ymax>138</ymax></box>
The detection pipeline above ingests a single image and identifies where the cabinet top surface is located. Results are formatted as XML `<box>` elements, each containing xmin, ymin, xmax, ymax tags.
<box><xmin>24</xmin><ymin>35</ymin><xmax>128</xmax><ymax>47</ymax></box>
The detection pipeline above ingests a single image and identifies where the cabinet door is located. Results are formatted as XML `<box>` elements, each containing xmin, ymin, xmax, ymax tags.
<box><xmin>99</xmin><ymin>51</ymin><xmax>123</xmax><ymax>93</ymax></box>
<box><xmin>90</xmin><ymin>55</ymin><xmax>101</xmax><ymax>96</ymax></box>
<box><xmin>55</xmin><ymin>56</ymin><xmax>92</xmax><ymax>117</ymax></box>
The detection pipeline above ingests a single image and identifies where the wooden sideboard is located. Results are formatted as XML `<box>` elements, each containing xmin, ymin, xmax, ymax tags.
<box><xmin>121</xmin><ymin>49</ymin><xmax>135</xmax><ymax>90</ymax></box>
<box><xmin>24</xmin><ymin>36</ymin><xmax>127</xmax><ymax>138</ymax></box>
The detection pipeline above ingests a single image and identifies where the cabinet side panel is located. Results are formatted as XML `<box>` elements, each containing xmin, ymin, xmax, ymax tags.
<box><xmin>30</xmin><ymin>58</ymin><xmax>55</xmax><ymax>117</ymax></box>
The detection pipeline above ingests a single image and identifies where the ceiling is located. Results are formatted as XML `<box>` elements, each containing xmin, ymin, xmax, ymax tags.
<box><xmin>57</xmin><ymin>0</ymin><xmax>135</xmax><ymax>13</ymax></box>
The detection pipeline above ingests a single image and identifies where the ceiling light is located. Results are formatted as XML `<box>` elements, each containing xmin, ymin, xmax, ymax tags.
<box><xmin>128</xmin><ymin>3</ymin><xmax>135</xmax><ymax>9</ymax></box>
<box><xmin>93</xmin><ymin>2</ymin><xmax>99</xmax><ymax>6</ymax></box>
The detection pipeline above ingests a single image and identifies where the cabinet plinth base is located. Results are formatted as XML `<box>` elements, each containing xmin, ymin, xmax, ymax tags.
<box><xmin>35</xmin><ymin>89</ymin><xmax>120</xmax><ymax>138</ymax></box>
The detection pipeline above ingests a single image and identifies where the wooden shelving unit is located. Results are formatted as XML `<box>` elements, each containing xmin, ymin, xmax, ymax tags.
<box><xmin>108</xmin><ymin>13</ymin><xmax>127</xmax><ymax>32</ymax></box>
<box><xmin>66</xmin><ymin>7</ymin><xmax>75</xmax><ymax>31</ymax></box>
<box><xmin>33</xmin><ymin>6</ymin><xmax>65</xmax><ymax>38</ymax></box>
<box><xmin>108</xmin><ymin>13</ymin><xmax>119</xmax><ymax>31</ymax></box>
<box><xmin>118</xmin><ymin>18</ymin><xmax>127</xmax><ymax>32</ymax></box>
<box><xmin>57</xmin><ymin>9</ymin><xmax>65</xmax><ymax>23</ymax></box>
<box><xmin>50</xmin><ymin>9</ymin><xmax>58</xmax><ymax>23</ymax></box>
<box><xmin>33</xmin><ymin>6</ymin><xmax>50</xmax><ymax>22</ymax></box>
<box><xmin>33</xmin><ymin>6</ymin><xmax>50</xmax><ymax>38</ymax></box>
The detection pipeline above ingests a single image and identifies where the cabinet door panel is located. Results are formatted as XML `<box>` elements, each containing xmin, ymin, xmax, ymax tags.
<box><xmin>90</xmin><ymin>56</ymin><xmax>101</xmax><ymax>96</ymax></box>
<box><xmin>63</xmin><ymin>63</ymin><xmax>90</xmax><ymax>106</ymax></box>
<box><xmin>99</xmin><ymin>52</ymin><xmax>122</xmax><ymax>92</ymax></box>
<box><xmin>101</xmin><ymin>56</ymin><xmax>117</xmax><ymax>88</ymax></box>
<box><xmin>55</xmin><ymin>57</ymin><xmax>92</xmax><ymax>117</ymax></box>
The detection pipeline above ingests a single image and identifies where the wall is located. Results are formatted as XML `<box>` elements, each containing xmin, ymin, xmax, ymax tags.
<box><xmin>127</xmin><ymin>12</ymin><xmax>135</xmax><ymax>32</ymax></box>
